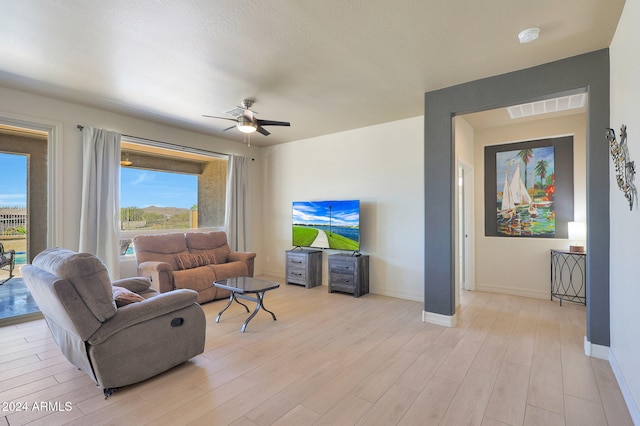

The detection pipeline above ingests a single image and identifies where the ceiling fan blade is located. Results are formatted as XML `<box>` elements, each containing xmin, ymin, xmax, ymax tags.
<box><xmin>256</xmin><ymin>126</ymin><xmax>271</xmax><ymax>136</ymax></box>
<box><xmin>202</xmin><ymin>115</ymin><xmax>237</xmax><ymax>122</ymax></box>
<box><xmin>257</xmin><ymin>119</ymin><xmax>290</xmax><ymax>127</ymax></box>
<box><xmin>222</xmin><ymin>125</ymin><xmax>236</xmax><ymax>132</ymax></box>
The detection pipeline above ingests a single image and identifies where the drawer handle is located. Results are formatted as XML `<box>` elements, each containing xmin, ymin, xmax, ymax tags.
<box><xmin>339</xmin><ymin>279</ymin><xmax>352</xmax><ymax>283</ymax></box>
<box><xmin>336</xmin><ymin>266</ymin><xmax>351</xmax><ymax>271</ymax></box>
<box><xmin>292</xmin><ymin>272</ymin><xmax>302</xmax><ymax>276</ymax></box>
<box><xmin>292</xmin><ymin>260</ymin><xmax>303</xmax><ymax>264</ymax></box>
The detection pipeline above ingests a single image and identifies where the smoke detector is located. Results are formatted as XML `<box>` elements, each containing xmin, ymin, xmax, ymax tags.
<box><xmin>518</xmin><ymin>28</ymin><xmax>540</xmax><ymax>44</ymax></box>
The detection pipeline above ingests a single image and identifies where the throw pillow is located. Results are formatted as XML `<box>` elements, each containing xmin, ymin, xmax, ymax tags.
<box><xmin>112</xmin><ymin>286</ymin><xmax>145</xmax><ymax>307</ymax></box>
<box><xmin>175</xmin><ymin>253</ymin><xmax>211</xmax><ymax>270</ymax></box>
<box><xmin>204</xmin><ymin>251</ymin><xmax>217</xmax><ymax>265</ymax></box>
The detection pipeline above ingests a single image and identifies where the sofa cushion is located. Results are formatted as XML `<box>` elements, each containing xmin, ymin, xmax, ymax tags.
<box><xmin>175</xmin><ymin>253</ymin><xmax>211</xmax><ymax>270</ymax></box>
<box><xmin>112</xmin><ymin>286</ymin><xmax>145</xmax><ymax>307</ymax></box>
<box><xmin>212</xmin><ymin>246</ymin><xmax>230</xmax><ymax>264</ymax></box>
<box><xmin>185</xmin><ymin>231</ymin><xmax>228</xmax><ymax>250</ymax></box>
<box><xmin>134</xmin><ymin>233</ymin><xmax>188</xmax><ymax>270</ymax></box>
<box><xmin>209</xmin><ymin>261</ymin><xmax>249</xmax><ymax>280</ymax></box>
<box><xmin>185</xmin><ymin>231</ymin><xmax>231</xmax><ymax>264</ymax></box>
<box><xmin>173</xmin><ymin>267</ymin><xmax>216</xmax><ymax>292</ymax></box>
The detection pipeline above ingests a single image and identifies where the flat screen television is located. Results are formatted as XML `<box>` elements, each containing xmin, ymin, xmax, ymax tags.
<box><xmin>292</xmin><ymin>200</ymin><xmax>360</xmax><ymax>251</ymax></box>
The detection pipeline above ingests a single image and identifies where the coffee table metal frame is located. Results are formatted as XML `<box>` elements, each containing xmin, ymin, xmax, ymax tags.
<box><xmin>214</xmin><ymin>277</ymin><xmax>279</xmax><ymax>332</ymax></box>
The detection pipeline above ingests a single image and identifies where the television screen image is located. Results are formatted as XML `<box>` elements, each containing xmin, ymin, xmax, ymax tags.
<box><xmin>292</xmin><ymin>200</ymin><xmax>360</xmax><ymax>251</ymax></box>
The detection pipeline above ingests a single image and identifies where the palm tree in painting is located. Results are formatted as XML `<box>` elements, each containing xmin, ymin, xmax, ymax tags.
<box><xmin>535</xmin><ymin>159</ymin><xmax>549</xmax><ymax>189</ymax></box>
<box><xmin>517</xmin><ymin>149</ymin><xmax>534</xmax><ymax>188</ymax></box>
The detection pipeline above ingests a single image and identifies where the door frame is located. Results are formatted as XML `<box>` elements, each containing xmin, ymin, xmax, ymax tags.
<box><xmin>0</xmin><ymin>112</ymin><xmax>62</xmax><ymax>248</ymax></box>
<box><xmin>457</xmin><ymin>158</ymin><xmax>475</xmax><ymax>293</ymax></box>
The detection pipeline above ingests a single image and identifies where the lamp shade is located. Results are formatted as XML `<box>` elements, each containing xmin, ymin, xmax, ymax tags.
<box><xmin>568</xmin><ymin>221</ymin><xmax>586</xmax><ymax>252</ymax></box>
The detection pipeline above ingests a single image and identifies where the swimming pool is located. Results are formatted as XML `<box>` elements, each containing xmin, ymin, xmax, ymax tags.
<box><xmin>14</xmin><ymin>251</ymin><xmax>26</xmax><ymax>265</ymax></box>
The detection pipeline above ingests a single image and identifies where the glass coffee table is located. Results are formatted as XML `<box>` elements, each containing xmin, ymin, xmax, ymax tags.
<box><xmin>214</xmin><ymin>277</ymin><xmax>279</xmax><ymax>332</ymax></box>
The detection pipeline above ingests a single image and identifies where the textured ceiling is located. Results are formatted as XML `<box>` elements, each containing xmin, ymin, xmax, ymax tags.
<box><xmin>0</xmin><ymin>1</ymin><xmax>626</xmax><ymax>146</ymax></box>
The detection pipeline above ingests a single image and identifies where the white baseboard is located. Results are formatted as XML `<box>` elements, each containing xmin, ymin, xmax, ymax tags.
<box><xmin>422</xmin><ymin>311</ymin><xmax>457</xmax><ymax>327</ymax></box>
<box><xmin>374</xmin><ymin>288</ymin><xmax>422</xmax><ymax>302</ymax></box>
<box><xmin>583</xmin><ymin>336</ymin><xmax>610</xmax><ymax>360</ymax></box>
<box><xmin>609</xmin><ymin>348</ymin><xmax>640</xmax><ymax>425</ymax></box>
<box><xmin>475</xmin><ymin>282</ymin><xmax>549</xmax><ymax>300</ymax></box>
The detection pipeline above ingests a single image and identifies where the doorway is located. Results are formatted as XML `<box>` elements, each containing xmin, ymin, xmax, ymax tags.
<box><xmin>456</xmin><ymin>159</ymin><xmax>474</xmax><ymax>308</ymax></box>
<box><xmin>424</xmin><ymin>49</ymin><xmax>609</xmax><ymax>347</ymax></box>
<box><xmin>0</xmin><ymin>126</ymin><xmax>48</xmax><ymax>321</ymax></box>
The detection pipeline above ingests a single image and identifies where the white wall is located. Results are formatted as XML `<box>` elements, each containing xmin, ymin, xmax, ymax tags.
<box><xmin>610</xmin><ymin>0</ymin><xmax>640</xmax><ymax>421</ymax></box>
<box><xmin>472</xmin><ymin>114</ymin><xmax>587</xmax><ymax>299</ymax></box>
<box><xmin>0</xmin><ymin>85</ymin><xmax>265</xmax><ymax>274</ymax></box>
<box><xmin>261</xmin><ymin>116</ymin><xmax>424</xmax><ymax>301</ymax></box>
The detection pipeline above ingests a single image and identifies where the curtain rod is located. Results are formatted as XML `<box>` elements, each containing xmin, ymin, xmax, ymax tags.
<box><xmin>76</xmin><ymin>124</ymin><xmax>245</xmax><ymax>160</ymax></box>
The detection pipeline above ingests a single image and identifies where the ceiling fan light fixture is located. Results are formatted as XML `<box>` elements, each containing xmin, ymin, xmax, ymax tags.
<box><xmin>237</xmin><ymin>116</ymin><xmax>257</xmax><ymax>133</ymax></box>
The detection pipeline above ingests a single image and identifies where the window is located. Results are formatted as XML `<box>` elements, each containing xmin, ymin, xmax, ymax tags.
<box><xmin>121</xmin><ymin>168</ymin><xmax>198</xmax><ymax>230</ymax></box>
<box><xmin>0</xmin><ymin>152</ymin><xmax>27</xmax><ymax>268</ymax></box>
<box><xmin>119</xmin><ymin>140</ymin><xmax>228</xmax><ymax>255</ymax></box>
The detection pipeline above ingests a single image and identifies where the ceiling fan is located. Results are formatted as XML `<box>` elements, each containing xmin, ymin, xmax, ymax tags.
<box><xmin>203</xmin><ymin>99</ymin><xmax>290</xmax><ymax>137</ymax></box>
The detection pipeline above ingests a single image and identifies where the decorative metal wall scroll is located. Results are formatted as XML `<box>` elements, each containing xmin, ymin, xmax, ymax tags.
<box><xmin>606</xmin><ymin>125</ymin><xmax>637</xmax><ymax>210</ymax></box>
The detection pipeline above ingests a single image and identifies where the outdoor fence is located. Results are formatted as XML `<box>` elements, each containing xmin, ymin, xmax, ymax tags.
<box><xmin>0</xmin><ymin>206</ymin><xmax>27</xmax><ymax>235</ymax></box>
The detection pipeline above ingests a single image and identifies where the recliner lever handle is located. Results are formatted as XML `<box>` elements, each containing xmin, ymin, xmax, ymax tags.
<box><xmin>171</xmin><ymin>318</ymin><xmax>184</xmax><ymax>327</ymax></box>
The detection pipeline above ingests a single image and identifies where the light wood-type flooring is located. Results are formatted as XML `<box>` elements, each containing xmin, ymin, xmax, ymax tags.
<box><xmin>0</xmin><ymin>277</ymin><xmax>633</xmax><ymax>425</ymax></box>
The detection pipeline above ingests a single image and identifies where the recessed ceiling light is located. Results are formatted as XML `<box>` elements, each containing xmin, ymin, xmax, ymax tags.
<box><xmin>518</xmin><ymin>27</ymin><xmax>540</xmax><ymax>44</ymax></box>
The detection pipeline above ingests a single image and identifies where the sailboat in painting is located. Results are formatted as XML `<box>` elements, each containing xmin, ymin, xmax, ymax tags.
<box><xmin>499</xmin><ymin>164</ymin><xmax>537</xmax><ymax>219</ymax></box>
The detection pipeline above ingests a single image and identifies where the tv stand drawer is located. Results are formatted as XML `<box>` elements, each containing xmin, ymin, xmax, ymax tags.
<box><xmin>285</xmin><ymin>250</ymin><xmax>322</xmax><ymax>288</ymax></box>
<box><xmin>328</xmin><ymin>254</ymin><xmax>369</xmax><ymax>297</ymax></box>
<box><xmin>287</xmin><ymin>267</ymin><xmax>307</xmax><ymax>284</ymax></box>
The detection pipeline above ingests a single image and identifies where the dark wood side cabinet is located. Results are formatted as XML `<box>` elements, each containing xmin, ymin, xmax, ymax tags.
<box><xmin>285</xmin><ymin>249</ymin><xmax>322</xmax><ymax>288</ymax></box>
<box><xmin>328</xmin><ymin>253</ymin><xmax>369</xmax><ymax>297</ymax></box>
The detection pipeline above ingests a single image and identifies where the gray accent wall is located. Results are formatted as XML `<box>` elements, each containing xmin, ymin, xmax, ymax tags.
<box><xmin>424</xmin><ymin>49</ymin><xmax>610</xmax><ymax>346</ymax></box>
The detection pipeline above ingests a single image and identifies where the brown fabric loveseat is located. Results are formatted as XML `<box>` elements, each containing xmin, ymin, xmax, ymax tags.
<box><xmin>133</xmin><ymin>231</ymin><xmax>256</xmax><ymax>303</ymax></box>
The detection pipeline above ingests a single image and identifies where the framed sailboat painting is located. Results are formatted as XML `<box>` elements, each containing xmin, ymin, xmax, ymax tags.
<box><xmin>484</xmin><ymin>137</ymin><xmax>574</xmax><ymax>238</ymax></box>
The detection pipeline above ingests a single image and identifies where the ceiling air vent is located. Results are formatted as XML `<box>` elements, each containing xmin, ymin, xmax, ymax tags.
<box><xmin>507</xmin><ymin>93</ymin><xmax>586</xmax><ymax>119</ymax></box>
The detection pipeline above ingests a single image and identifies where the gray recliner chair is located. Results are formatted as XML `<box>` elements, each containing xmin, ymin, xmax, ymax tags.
<box><xmin>21</xmin><ymin>247</ymin><xmax>206</xmax><ymax>398</ymax></box>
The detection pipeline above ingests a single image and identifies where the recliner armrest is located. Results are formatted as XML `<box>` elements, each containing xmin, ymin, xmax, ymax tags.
<box><xmin>88</xmin><ymin>289</ymin><xmax>199</xmax><ymax>345</ymax></box>
<box><xmin>137</xmin><ymin>260</ymin><xmax>174</xmax><ymax>293</ymax></box>
<box><xmin>112</xmin><ymin>277</ymin><xmax>152</xmax><ymax>294</ymax></box>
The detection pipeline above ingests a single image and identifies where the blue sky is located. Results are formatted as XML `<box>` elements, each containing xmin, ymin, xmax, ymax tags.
<box><xmin>496</xmin><ymin>146</ymin><xmax>555</xmax><ymax>190</ymax></box>
<box><xmin>292</xmin><ymin>200</ymin><xmax>360</xmax><ymax>227</ymax></box>
<box><xmin>0</xmin><ymin>152</ymin><xmax>197</xmax><ymax>209</ymax></box>
<box><xmin>0</xmin><ymin>152</ymin><xmax>27</xmax><ymax>207</ymax></box>
<box><xmin>121</xmin><ymin>167</ymin><xmax>197</xmax><ymax>209</ymax></box>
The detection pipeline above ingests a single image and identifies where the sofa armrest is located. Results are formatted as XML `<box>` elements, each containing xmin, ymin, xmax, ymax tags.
<box><xmin>112</xmin><ymin>277</ymin><xmax>152</xmax><ymax>294</ymax></box>
<box><xmin>88</xmin><ymin>289</ymin><xmax>199</xmax><ymax>345</ymax></box>
<box><xmin>138</xmin><ymin>261</ymin><xmax>174</xmax><ymax>293</ymax></box>
<box><xmin>227</xmin><ymin>252</ymin><xmax>256</xmax><ymax>276</ymax></box>
<box><xmin>228</xmin><ymin>251</ymin><xmax>256</xmax><ymax>262</ymax></box>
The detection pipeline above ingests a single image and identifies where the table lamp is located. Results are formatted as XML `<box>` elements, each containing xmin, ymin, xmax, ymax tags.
<box><xmin>568</xmin><ymin>221</ymin><xmax>586</xmax><ymax>253</ymax></box>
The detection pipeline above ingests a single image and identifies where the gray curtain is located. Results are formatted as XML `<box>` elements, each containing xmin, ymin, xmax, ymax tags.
<box><xmin>79</xmin><ymin>127</ymin><xmax>121</xmax><ymax>278</ymax></box>
<box><xmin>225</xmin><ymin>155</ymin><xmax>250</xmax><ymax>251</ymax></box>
